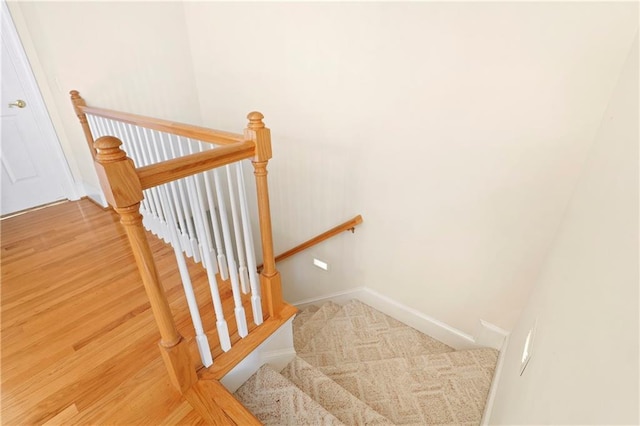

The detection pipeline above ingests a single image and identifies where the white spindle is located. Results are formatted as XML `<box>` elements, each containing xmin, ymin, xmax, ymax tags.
<box><xmin>138</xmin><ymin>127</ymin><xmax>169</xmax><ymax>241</ymax></box>
<box><xmin>185</xmin><ymin>174</ymin><xmax>231</xmax><ymax>351</ymax></box>
<box><xmin>173</xmin><ymin>136</ymin><xmax>231</xmax><ymax>351</ymax></box>
<box><xmin>236</xmin><ymin>162</ymin><xmax>263</xmax><ymax>325</ymax></box>
<box><xmin>205</xmin><ymin>170</ymin><xmax>229</xmax><ymax>280</ymax></box>
<box><xmin>196</xmin><ymin>143</ymin><xmax>228</xmax><ymax>280</ymax></box>
<box><xmin>156</xmin><ymin>132</ymin><xmax>193</xmax><ymax>258</ymax></box>
<box><xmin>169</xmin><ymin>135</ymin><xmax>200</xmax><ymax>262</ymax></box>
<box><xmin>86</xmin><ymin>114</ymin><xmax>100</xmax><ymax>139</ymax></box>
<box><xmin>226</xmin><ymin>165</ymin><xmax>250</xmax><ymax>294</ymax></box>
<box><xmin>122</xmin><ymin>124</ymin><xmax>162</xmax><ymax>239</ymax></box>
<box><xmin>120</xmin><ymin>122</ymin><xmax>156</xmax><ymax>231</ymax></box>
<box><xmin>184</xmin><ymin>139</ymin><xmax>217</xmax><ymax>269</ymax></box>
<box><xmin>159</xmin><ymin>185</ymin><xmax>213</xmax><ymax>367</ymax></box>
<box><xmin>147</xmin><ymin>129</ymin><xmax>178</xmax><ymax>243</ymax></box>
<box><xmin>213</xmin><ymin>168</ymin><xmax>249</xmax><ymax>337</ymax></box>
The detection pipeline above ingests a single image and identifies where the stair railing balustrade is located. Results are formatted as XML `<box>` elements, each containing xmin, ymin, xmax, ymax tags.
<box><xmin>70</xmin><ymin>91</ymin><xmax>284</xmax><ymax>398</ymax></box>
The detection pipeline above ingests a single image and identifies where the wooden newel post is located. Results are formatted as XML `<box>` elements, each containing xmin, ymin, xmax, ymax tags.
<box><xmin>93</xmin><ymin>136</ymin><xmax>196</xmax><ymax>393</ymax></box>
<box><xmin>245</xmin><ymin>112</ymin><xmax>284</xmax><ymax>318</ymax></box>
<box><xmin>70</xmin><ymin>90</ymin><xmax>97</xmax><ymax>159</ymax></box>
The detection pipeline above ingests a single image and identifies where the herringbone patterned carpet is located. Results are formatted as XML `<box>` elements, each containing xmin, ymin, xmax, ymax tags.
<box><xmin>235</xmin><ymin>300</ymin><xmax>498</xmax><ymax>425</ymax></box>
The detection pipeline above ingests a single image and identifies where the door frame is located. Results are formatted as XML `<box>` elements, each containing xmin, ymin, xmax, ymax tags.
<box><xmin>1</xmin><ymin>1</ymin><xmax>79</xmax><ymax>204</ymax></box>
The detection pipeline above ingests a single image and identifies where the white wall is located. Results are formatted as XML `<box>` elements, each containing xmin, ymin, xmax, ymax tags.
<box><xmin>10</xmin><ymin>2</ymin><xmax>638</xmax><ymax>341</ymax></box>
<box><xmin>490</xmin><ymin>35</ymin><xmax>639</xmax><ymax>425</ymax></box>
<box><xmin>184</xmin><ymin>2</ymin><xmax>638</xmax><ymax>333</ymax></box>
<box><xmin>8</xmin><ymin>1</ymin><xmax>201</xmax><ymax>194</ymax></box>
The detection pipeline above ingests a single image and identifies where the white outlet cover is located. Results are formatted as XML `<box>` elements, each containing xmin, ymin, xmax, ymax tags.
<box><xmin>520</xmin><ymin>320</ymin><xmax>537</xmax><ymax>376</ymax></box>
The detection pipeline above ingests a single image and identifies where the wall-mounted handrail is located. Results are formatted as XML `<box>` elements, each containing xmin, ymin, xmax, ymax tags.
<box><xmin>79</xmin><ymin>104</ymin><xmax>245</xmax><ymax>146</ymax></box>
<box><xmin>258</xmin><ymin>214</ymin><xmax>363</xmax><ymax>272</ymax></box>
<box><xmin>136</xmin><ymin>141</ymin><xmax>255</xmax><ymax>189</ymax></box>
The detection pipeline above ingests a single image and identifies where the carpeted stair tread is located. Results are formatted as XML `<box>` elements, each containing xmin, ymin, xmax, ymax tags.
<box><xmin>295</xmin><ymin>301</ymin><xmax>342</xmax><ymax>351</ymax></box>
<box><xmin>308</xmin><ymin>348</ymin><xmax>498</xmax><ymax>425</ymax></box>
<box><xmin>293</xmin><ymin>305</ymin><xmax>320</xmax><ymax>334</ymax></box>
<box><xmin>299</xmin><ymin>300</ymin><xmax>455</xmax><ymax>366</ymax></box>
<box><xmin>281</xmin><ymin>356</ymin><xmax>394</xmax><ymax>425</ymax></box>
<box><xmin>234</xmin><ymin>364</ymin><xmax>344</xmax><ymax>426</ymax></box>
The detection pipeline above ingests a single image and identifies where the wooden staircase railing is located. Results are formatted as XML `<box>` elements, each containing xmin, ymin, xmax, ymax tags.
<box><xmin>70</xmin><ymin>91</ymin><xmax>295</xmax><ymax>424</ymax></box>
<box><xmin>257</xmin><ymin>215</ymin><xmax>364</xmax><ymax>273</ymax></box>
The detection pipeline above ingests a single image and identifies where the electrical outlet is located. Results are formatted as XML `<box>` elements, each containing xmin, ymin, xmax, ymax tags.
<box><xmin>520</xmin><ymin>320</ymin><xmax>537</xmax><ymax>376</ymax></box>
<box><xmin>313</xmin><ymin>258</ymin><xmax>328</xmax><ymax>271</ymax></box>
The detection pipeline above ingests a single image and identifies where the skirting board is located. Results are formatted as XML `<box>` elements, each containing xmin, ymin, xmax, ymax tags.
<box><xmin>80</xmin><ymin>182</ymin><xmax>108</xmax><ymax>208</ymax></box>
<box><xmin>220</xmin><ymin>317</ymin><xmax>296</xmax><ymax>393</ymax></box>
<box><xmin>480</xmin><ymin>335</ymin><xmax>509</xmax><ymax>425</ymax></box>
<box><xmin>292</xmin><ymin>287</ymin><xmax>509</xmax><ymax>351</ymax></box>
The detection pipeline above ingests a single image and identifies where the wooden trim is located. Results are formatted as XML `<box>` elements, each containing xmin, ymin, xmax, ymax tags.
<box><xmin>199</xmin><ymin>303</ymin><xmax>298</xmax><ymax>380</ymax></box>
<box><xmin>135</xmin><ymin>141</ymin><xmax>255</xmax><ymax>189</ymax></box>
<box><xmin>243</xmin><ymin>111</ymin><xmax>284</xmax><ymax>317</ymax></box>
<box><xmin>258</xmin><ymin>215</ymin><xmax>363</xmax><ymax>272</ymax></box>
<box><xmin>185</xmin><ymin>380</ymin><xmax>261</xmax><ymax>425</ymax></box>
<box><xmin>80</xmin><ymin>196</ymin><xmax>112</xmax><ymax>211</ymax></box>
<box><xmin>79</xmin><ymin>105</ymin><xmax>245</xmax><ymax>146</ymax></box>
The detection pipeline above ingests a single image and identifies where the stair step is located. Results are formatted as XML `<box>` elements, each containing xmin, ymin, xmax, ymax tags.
<box><xmin>281</xmin><ymin>356</ymin><xmax>394</xmax><ymax>426</ymax></box>
<box><xmin>234</xmin><ymin>364</ymin><xmax>344</xmax><ymax>426</ymax></box>
<box><xmin>236</xmin><ymin>298</ymin><xmax>498</xmax><ymax>425</ymax></box>
<box><xmin>311</xmin><ymin>348</ymin><xmax>499</xmax><ymax>425</ymax></box>
<box><xmin>293</xmin><ymin>305</ymin><xmax>320</xmax><ymax>331</ymax></box>
<box><xmin>295</xmin><ymin>301</ymin><xmax>342</xmax><ymax>351</ymax></box>
<box><xmin>298</xmin><ymin>300</ymin><xmax>454</xmax><ymax>366</ymax></box>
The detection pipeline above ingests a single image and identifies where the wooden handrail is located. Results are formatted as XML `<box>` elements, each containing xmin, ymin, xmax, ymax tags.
<box><xmin>79</xmin><ymin>105</ymin><xmax>245</xmax><ymax>146</ymax></box>
<box><xmin>136</xmin><ymin>141</ymin><xmax>255</xmax><ymax>189</ymax></box>
<box><xmin>258</xmin><ymin>215</ymin><xmax>363</xmax><ymax>272</ymax></box>
<box><xmin>71</xmin><ymin>90</ymin><xmax>287</xmax><ymax>423</ymax></box>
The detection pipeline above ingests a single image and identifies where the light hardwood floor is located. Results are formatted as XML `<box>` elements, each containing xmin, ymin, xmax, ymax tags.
<box><xmin>0</xmin><ymin>199</ymin><xmax>242</xmax><ymax>425</ymax></box>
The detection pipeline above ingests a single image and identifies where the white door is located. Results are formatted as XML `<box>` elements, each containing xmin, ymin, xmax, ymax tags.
<box><xmin>0</xmin><ymin>5</ymin><xmax>74</xmax><ymax>216</ymax></box>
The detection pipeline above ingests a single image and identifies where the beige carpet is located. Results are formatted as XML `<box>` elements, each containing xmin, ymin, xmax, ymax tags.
<box><xmin>234</xmin><ymin>364</ymin><xmax>343</xmax><ymax>425</ymax></box>
<box><xmin>235</xmin><ymin>300</ymin><xmax>498</xmax><ymax>425</ymax></box>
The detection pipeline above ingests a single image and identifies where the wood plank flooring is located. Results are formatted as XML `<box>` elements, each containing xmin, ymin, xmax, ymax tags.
<box><xmin>0</xmin><ymin>199</ymin><xmax>250</xmax><ymax>425</ymax></box>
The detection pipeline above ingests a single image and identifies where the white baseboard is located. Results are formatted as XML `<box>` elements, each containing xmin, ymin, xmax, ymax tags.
<box><xmin>291</xmin><ymin>287</ymin><xmax>509</xmax><ymax>351</ymax></box>
<box><xmin>475</xmin><ymin>319</ymin><xmax>510</xmax><ymax>351</ymax></box>
<box><xmin>480</xmin><ymin>334</ymin><xmax>509</xmax><ymax>425</ymax></box>
<box><xmin>220</xmin><ymin>316</ymin><xmax>295</xmax><ymax>393</ymax></box>
<box><xmin>80</xmin><ymin>182</ymin><xmax>108</xmax><ymax>208</ymax></box>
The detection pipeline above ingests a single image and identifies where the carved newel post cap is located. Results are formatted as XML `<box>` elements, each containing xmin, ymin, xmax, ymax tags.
<box><xmin>247</xmin><ymin>111</ymin><xmax>265</xmax><ymax>129</ymax></box>
<box><xmin>94</xmin><ymin>136</ymin><xmax>126</xmax><ymax>163</ymax></box>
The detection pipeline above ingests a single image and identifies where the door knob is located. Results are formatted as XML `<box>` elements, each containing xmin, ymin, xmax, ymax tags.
<box><xmin>8</xmin><ymin>100</ymin><xmax>26</xmax><ymax>108</ymax></box>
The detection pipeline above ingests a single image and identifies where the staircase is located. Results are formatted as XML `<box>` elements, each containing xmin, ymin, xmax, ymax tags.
<box><xmin>235</xmin><ymin>300</ymin><xmax>498</xmax><ymax>425</ymax></box>
<box><xmin>69</xmin><ymin>93</ymin><xmax>497</xmax><ymax>423</ymax></box>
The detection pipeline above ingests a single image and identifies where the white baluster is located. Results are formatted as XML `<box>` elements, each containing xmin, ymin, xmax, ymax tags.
<box><xmin>159</xmin><ymin>185</ymin><xmax>213</xmax><ymax>367</ymax></box>
<box><xmin>157</xmin><ymin>132</ymin><xmax>193</xmax><ymax>258</ymax></box>
<box><xmin>172</xmin><ymin>136</ymin><xmax>201</xmax><ymax>262</ymax></box>
<box><xmin>226</xmin><ymin>165</ymin><xmax>250</xmax><ymax>294</ymax></box>
<box><xmin>140</xmin><ymin>127</ymin><xmax>167</xmax><ymax>240</ymax></box>
<box><xmin>86</xmin><ymin>114</ymin><xmax>101</xmax><ymax>138</ymax></box>
<box><xmin>185</xmin><ymin>139</ymin><xmax>217</xmax><ymax>269</ymax></box>
<box><xmin>128</xmin><ymin>125</ymin><xmax>164</xmax><ymax>239</ymax></box>
<box><xmin>236</xmin><ymin>162</ymin><xmax>263</xmax><ymax>325</ymax></box>
<box><xmin>116</xmin><ymin>122</ymin><xmax>156</xmax><ymax>231</ymax></box>
<box><xmin>184</xmin><ymin>172</ymin><xmax>231</xmax><ymax>351</ymax></box>
<box><xmin>213</xmin><ymin>168</ymin><xmax>248</xmax><ymax>337</ymax></box>
<box><xmin>196</xmin><ymin>143</ymin><xmax>228</xmax><ymax>280</ymax></box>
<box><xmin>146</xmin><ymin>129</ymin><xmax>176</xmax><ymax>243</ymax></box>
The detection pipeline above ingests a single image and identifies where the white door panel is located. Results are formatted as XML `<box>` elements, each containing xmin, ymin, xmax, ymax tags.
<box><xmin>0</xmin><ymin>7</ymin><xmax>70</xmax><ymax>215</ymax></box>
